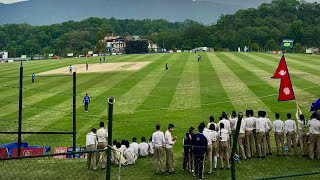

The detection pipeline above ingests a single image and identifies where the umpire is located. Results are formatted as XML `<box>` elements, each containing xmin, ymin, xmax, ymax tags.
<box><xmin>83</xmin><ymin>93</ymin><xmax>90</xmax><ymax>112</ymax></box>
<box><xmin>192</xmin><ymin>124</ymin><xmax>207</xmax><ymax>180</ymax></box>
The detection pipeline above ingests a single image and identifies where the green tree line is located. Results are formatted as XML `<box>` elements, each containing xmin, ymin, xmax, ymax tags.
<box><xmin>0</xmin><ymin>0</ymin><xmax>319</xmax><ymax>57</ymax></box>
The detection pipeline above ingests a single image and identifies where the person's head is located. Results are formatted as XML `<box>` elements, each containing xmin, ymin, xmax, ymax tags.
<box><xmin>287</xmin><ymin>113</ymin><xmax>291</xmax><ymax>119</ymax></box>
<box><xmin>189</xmin><ymin>127</ymin><xmax>195</xmax><ymax>135</ymax></box>
<box><xmin>100</xmin><ymin>122</ymin><xmax>104</xmax><ymax>128</ymax></box>
<box><xmin>250</xmin><ymin>110</ymin><xmax>254</xmax><ymax>117</ymax></box>
<box><xmin>86</xmin><ymin>93</ymin><xmax>88</xmax><ymax>96</ymax></box>
<box><xmin>222</xmin><ymin>112</ymin><xmax>227</xmax><ymax>119</ymax></box>
<box><xmin>258</xmin><ymin>111</ymin><xmax>262</xmax><ymax>117</ymax></box>
<box><xmin>263</xmin><ymin>111</ymin><xmax>266</xmax><ymax>117</ymax></box>
<box><xmin>149</xmin><ymin>136</ymin><xmax>152</xmax><ymax>142</ymax></box>
<box><xmin>116</xmin><ymin>142</ymin><xmax>121</xmax><ymax>149</ymax></box>
<box><xmin>132</xmin><ymin>137</ymin><xmax>137</xmax><ymax>142</ymax></box>
<box><xmin>156</xmin><ymin>124</ymin><xmax>161</xmax><ymax>131</ymax></box>
<box><xmin>209</xmin><ymin>123</ymin><xmax>215</xmax><ymax>131</ymax></box>
<box><xmin>209</xmin><ymin>116</ymin><xmax>214</xmax><ymax>123</ymax></box>
<box><xmin>312</xmin><ymin>112</ymin><xmax>317</xmax><ymax>119</ymax></box>
<box><xmin>300</xmin><ymin>114</ymin><xmax>305</xmax><ymax>121</ymax></box>
<box><xmin>113</xmin><ymin>139</ymin><xmax>117</xmax><ymax>145</ymax></box>
<box><xmin>32</xmin><ymin>73</ymin><xmax>34</xmax><ymax>74</ymax></box>
<box><xmin>232</xmin><ymin>111</ymin><xmax>237</xmax><ymax>118</ymax></box>
<box><xmin>219</xmin><ymin>117</ymin><xmax>222</xmax><ymax>120</ymax></box>
<box><xmin>168</xmin><ymin>124</ymin><xmax>175</xmax><ymax>132</ymax></box>
<box><xmin>275</xmin><ymin>113</ymin><xmax>280</xmax><ymax>119</ymax></box>
<box><xmin>125</xmin><ymin>141</ymin><xmax>130</xmax><ymax>148</ymax></box>
<box><xmin>141</xmin><ymin>136</ymin><xmax>146</xmax><ymax>142</ymax></box>
<box><xmin>121</xmin><ymin>140</ymin><xmax>126</xmax><ymax>145</ymax></box>
<box><xmin>198</xmin><ymin>124</ymin><xmax>204</xmax><ymax>132</ymax></box>
<box><xmin>246</xmin><ymin>110</ymin><xmax>250</xmax><ymax>117</ymax></box>
<box><xmin>91</xmin><ymin>128</ymin><xmax>96</xmax><ymax>134</ymax></box>
<box><xmin>200</xmin><ymin>122</ymin><xmax>206</xmax><ymax>128</ymax></box>
<box><xmin>220</xmin><ymin>123</ymin><xmax>225</xmax><ymax>129</ymax></box>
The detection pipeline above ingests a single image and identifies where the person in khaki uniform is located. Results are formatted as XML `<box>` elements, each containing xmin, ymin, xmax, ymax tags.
<box><xmin>263</xmin><ymin>111</ymin><xmax>273</xmax><ymax>155</ymax></box>
<box><xmin>296</xmin><ymin>104</ymin><xmax>307</xmax><ymax>157</ymax></box>
<box><xmin>209</xmin><ymin>124</ymin><xmax>219</xmax><ymax>171</ymax></box>
<box><xmin>308</xmin><ymin>112</ymin><xmax>320</xmax><ymax>160</ymax></box>
<box><xmin>256</xmin><ymin>111</ymin><xmax>268</xmax><ymax>158</ymax></box>
<box><xmin>203</xmin><ymin>124</ymin><xmax>213</xmax><ymax>175</ymax></box>
<box><xmin>236</xmin><ymin>115</ymin><xmax>247</xmax><ymax>160</ymax></box>
<box><xmin>244</xmin><ymin>110</ymin><xmax>255</xmax><ymax>158</ymax></box>
<box><xmin>219</xmin><ymin>123</ymin><xmax>230</xmax><ymax>169</ymax></box>
<box><xmin>165</xmin><ymin>124</ymin><xmax>177</xmax><ymax>174</ymax></box>
<box><xmin>284</xmin><ymin>113</ymin><xmax>298</xmax><ymax>156</ymax></box>
<box><xmin>86</xmin><ymin>128</ymin><xmax>97</xmax><ymax>170</ymax></box>
<box><xmin>273</xmin><ymin>113</ymin><xmax>285</xmax><ymax>156</ymax></box>
<box><xmin>96</xmin><ymin>122</ymin><xmax>108</xmax><ymax>169</ymax></box>
<box><xmin>152</xmin><ymin>124</ymin><xmax>166</xmax><ymax>174</ymax></box>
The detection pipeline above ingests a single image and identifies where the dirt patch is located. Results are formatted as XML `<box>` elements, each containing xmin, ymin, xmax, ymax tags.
<box><xmin>39</xmin><ymin>62</ymin><xmax>151</xmax><ymax>75</ymax></box>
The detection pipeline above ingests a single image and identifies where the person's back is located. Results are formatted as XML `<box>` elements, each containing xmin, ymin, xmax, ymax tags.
<box><xmin>152</xmin><ymin>131</ymin><xmax>165</xmax><ymax>147</ymax></box>
<box><xmin>130</xmin><ymin>137</ymin><xmax>139</xmax><ymax>156</ymax></box>
<box><xmin>124</xmin><ymin>146</ymin><xmax>137</xmax><ymax>165</ymax></box>
<box><xmin>219</xmin><ymin>118</ymin><xmax>231</xmax><ymax>133</ymax></box>
<box><xmin>192</xmin><ymin>132</ymin><xmax>207</xmax><ymax>156</ymax></box>
<box><xmin>139</xmin><ymin>142</ymin><xmax>149</xmax><ymax>157</ymax></box>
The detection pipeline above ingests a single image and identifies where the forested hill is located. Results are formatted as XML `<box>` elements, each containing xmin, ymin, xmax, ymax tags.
<box><xmin>0</xmin><ymin>0</ymin><xmax>319</xmax><ymax>57</ymax></box>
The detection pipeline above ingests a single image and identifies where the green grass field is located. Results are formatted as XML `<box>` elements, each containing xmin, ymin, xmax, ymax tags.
<box><xmin>1</xmin><ymin>52</ymin><xmax>320</xmax><ymax>180</ymax></box>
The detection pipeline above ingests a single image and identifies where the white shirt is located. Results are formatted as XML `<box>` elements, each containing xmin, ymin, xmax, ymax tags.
<box><xmin>244</xmin><ymin>117</ymin><xmax>255</xmax><ymax>131</ymax></box>
<box><xmin>296</xmin><ymin>112</ymin><xmax>306</xmax><ymax>131</ymax></box>
<box><xmin>211</xmin><ymin>130</ymin><xmax>219</xmax><ymax>142</ymax></box>
<box><xmin>129</xmin><ymin>142</ymin><xmax>139</xmax><ymax>156</ymax></box>
<box><xmin>266</xmin><ymin>118</ymin><xmax>273</xmax><ymax>131</ymax></box>
<box><xmin>235</xmin><ymin>119</ymin><xmax>246</xmax><ymax>134</ymax></box>
<box><xmin>165</xmin><ymin>130</ymin><xmax>176</xmax><ymax>149</ymax></box>
<box><xmin>96</xmin><ymin>127</ymin><xmax>108</xmax><ymax>143</ymax></box>
<box><xmin>120</xmin><ymin>145</ymin><xmax>127</xmax><ymax>153</ymax></box>
<box><xmin>124</xmin><ymin>147</ymin><xmax>137</xmax><ymax>165</ymax></box>
<box><xmin>219</xmin><ymin>129</ymin><xmax>229</xmax><ymax>142</ymax></box>
<box><xmin>308</xmin><ymin>118</ymin><xmax>320</xmax><ymax>134</ymax></box>
<box><xmin>152</xmin><ymin>131</ymin><xmax>165</xmax><ymax>147</ymax></box>
<box><xmin>273</xmin><ymin>120</ymin><xmax>284</xmax><ymax>133</ymax></box>
<box><xmin>219</xmin><ymin>119</ymin><xmax>231</xmax><ymax>133</ymax></box>
<box><xmin>284</xmin><ymin>119</ymin><xmax>297</xmax><ymax>133</ymax></box>
<box><xmin>86</xmin><ymin>132</ymin><xmax>97</xmax><ymax>146</ymax></box>
<box><xmin>148</xmin><ymin>142</ymin><xmax>154</xmax><ymax>154</ymax></box>
<box><xmin>203</xmin><ymin>128</ymin><xmax>212</xmax><ymax>145</ymax></box>
<box><xmin>230</xmin><ymin>117</ymin><xmax>237</xmax><ymax>131</ymax></box>
<box><xmin>138</xmin><ymin>142</ymin><xmax>149</xmax><ymax>157</ymax></box>
<box><xmin>207</xmin><ymin>122</ymin><xmax>219</xmax><ymax>131</ymax></box>
<box><xmin>256</xmin><ymin>117</ymin><xmax>268</xmax><ymax>133</ymax></box>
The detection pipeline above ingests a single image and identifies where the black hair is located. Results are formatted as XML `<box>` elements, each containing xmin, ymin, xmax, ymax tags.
<box><xmin>149</xmin><ymin>136</ymin><xmax>152</xmax><ymax>142</ymax></box>
<box><xmin>312</xmin><ymin>112</ymin><xmax>317</xmax><ymax>119</ymax></box>
<box><xmin>232</xmin><ymin>111</ymin><xmax>236</xmax><ymax>118</ymax></box>
<box><xmin>220</xmin><ymin>123</ymin><xmax>225</xmax><ymax>129</ymax></box>
<box><xmin>125</xmin><ymin>140</ymin><xmax>130</xmax><ymax>148</ymax></box>
<box><xmin>219</xmin><ymin>117</ymin><xmax>222</xmax><ymax>120</ymax></box>
<box><xmin>263</xmin><ymin>111</ymin><xmax>266</xmax><ymax>117</ymax></box>
<box><xmin>209</xmin><ymin>123</ymin><xmax>215</xmax><ymax>131</ymax></box>
<box><xmin>300</xmin><ymin>114</ymin><xmax>305</xmax><ymax>120</ymax></box>
<box><xmin>168</xmin><ymin>124</ymin><xmax>175</xmax><ymax>129</ymax></box>
<box><xmin>91</xmin><ymin>128</ymin><xmax>96</xmax><ymax>133</ymax></box>
<box><xmin>100</xmin><ymin>122</ymin><xmax>104</xmax><ymax>127</ymax></box>
<box><xmin>198</xmin><ymin>124</ymin><xmax>204</xmax><ymax>132</ymax></box>
<box><xmin>113</xmin><ymin>140</ymin><xmax>118</xmax><ymax>145</ymax></box>
<box><xmin>275</xmin><ymin>113</ymin><xmax>280</xmax><ymax>119</ymax></box>
<box><xmin>156</xmin><ymin>124</ymin><xmax>160</xmax><ymax>130</ymax></box>
<box><xmin>246</xmin><ymin>110</ymin><xmax>250</xmax><ymax>117</ymax></box>
<box><xmin>141</xmin><ymin>136</ymin><xmax>146</xmax><ymax>142</ymax></box>
<box><xmin>209</xmin><ymin>116</ymin><xmax>214</xmax><ymax>122</ymax></box>
<box><xmin>121</xmin><ymin>140</ymin><xmax>126</xmax><ymax>145</ymax></box>
<box><xmin>189</xmin><ymin>127</ymin><xmax>195</xmax><ymax>133</ymax></box>
<box><xmin>250</xmin><ymin>110</ymin><xmax>254</xmax><ymax>116</ymax></box>
<box><xmin>287</xmin><ymin>113</ymin><xmax>292</xmax><ymax>119</ymax></box>
<box><xmin>200</xmin><ymin>122</ymin><xmax>206</xmax><ymax>128</ymax></box>
<box><xmin>132</xmin><ymin>137</ymin><xmax>137</xmax><ymax>142</ymax></box>
<box><xmin>222</xmin><ymin>113</ymin><xmax>227</xmax><ymax>119</ymax></box>
<box><xmin>116</xmin><ymin>142</ymin><xmax>121</xmax><ymax>149</ymax></box>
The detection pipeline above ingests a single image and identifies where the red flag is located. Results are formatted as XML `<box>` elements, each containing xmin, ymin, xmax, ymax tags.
<box><xmin>272</xmin><ymin>55</ymin><xmax>295</xmax><ymax>101</ymax></box>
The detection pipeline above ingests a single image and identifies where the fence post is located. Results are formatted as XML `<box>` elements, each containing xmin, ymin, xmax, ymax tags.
<box><xmin>106</xmin><ymin>96</ymin><xmax>114</xmax><ymax>180</ymax></box>
<box><xmin>18</xmin><ymin>63</ymin><xmax>23</xmax><ymax>157</ymax></box>
<box><xmin>231</xmin><ymin>112</ymin><xmax>243</xmax><ymax>180</ymax></box>
<box><xmin>72</xmin><ymin>71</ymin><xmax>76</xmax><ymax>158</ymax></box>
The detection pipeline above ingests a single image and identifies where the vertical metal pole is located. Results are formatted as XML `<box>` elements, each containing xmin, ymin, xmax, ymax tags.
<box><xmin>18</xmin><ymin>64</ymin><xmax>23</xmax><ymax>157</ymax></box>
<box><xmin>72</xmin><ymin>72</ymin><xmax>76</xmax><ymax>158</ymax></box>
<box><xmin>231</xmin><ymin>112</ymin><xmax>243</xmax><ymax>180</ymax></box>
<box><xmin>106</xmin><ymin>96</ymin><xmax>114</xmax><ymax>180</ymax></box>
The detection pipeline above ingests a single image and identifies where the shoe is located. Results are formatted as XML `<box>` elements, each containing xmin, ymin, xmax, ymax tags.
<box><xmin>169</xmin><ymin>171</ymin><xmax>177</xmax><ymax>174</ymax></box>
<box><xmin>208</xmin><ymin>172</ymin><xmax>212</xmax><ymax>175</ymax></box>
<box><xmin>220</xmin><ymin>167</ymin><xmax>224</xmax><ymax>170</ymax></box>
<box><xmin>227</xmin><ymin>167</ymin><xmax>230</xmax><ymax>170</ymax></box>
<box><xmin>191</xmin><ymin>170</ymin><xmax>194</xmax><ymax>173</ymax></box>
<box><xmin>214</xmin><ymin>168</ymin><xmax>217</xmax><ymax>170</ymax></box>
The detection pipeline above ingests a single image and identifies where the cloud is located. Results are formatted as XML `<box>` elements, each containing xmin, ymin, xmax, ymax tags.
<box><xmin>0</xmin><ymin>0</ymin><xmax>29</xmax><ymax>4</ymax></box>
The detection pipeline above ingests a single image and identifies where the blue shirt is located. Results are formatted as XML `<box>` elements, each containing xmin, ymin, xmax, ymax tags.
<box><xmin>69</xmin><ymin>65</ymin><xmax>72</xmax><ymax>70</ymax></box>
<box><xmin>83</xmin><ymin>96</ymin><xmax>90</xmax><ymax>104</ymax></box>
<box><xmin>191</xmin><ymin>132</ymin><xmax>207</xmax><ymax>156</ymax></box>
<box><xmin>32</xmin><ymin>74</ymin><xmax>35</xmax><ymax>79</ymax></box>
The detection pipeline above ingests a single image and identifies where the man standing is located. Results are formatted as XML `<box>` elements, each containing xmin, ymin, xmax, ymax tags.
<box><xmin>308</xmin><ymin>112</ymin><xmax>320</xmax><ymax>160</ymax></box>
<box><xmin>236</xmin><ymin>115</ymin><xmax>247</xmax><ymax>160</ymax></box>
<box><xmin>182</xmin><ymin>127</ymin><xmax>194</xmax><ymax>172</ymax></box>
<box><xmin>86</xmin><ymin>63</ymin><xmax>88</xmax><ymax>71</ymax></box>
<box><xmin>256</xmin><ymin>111</ymin><xmax>268</xmax><ymax>158</ymax></box>
<box><xmin>83</xmin><ymin>93</ymin><xmax>90</xmax><ymax>112</ymax></box>
<box><xmin>296</xmin><ymin>104</ymin><xmax>307</xmax><ymax>157</ymax></box>
<box><xmin>244</xmin><ymin>110</ymin><xmax>255</xmax><ymax>158</ymax></box>
<box><xmin>203</xmin><ymin>124</ymin><xmax>213</xmax><ymax>175</ymax></box>
<box><xmin>152</xmin><ymin>124</ymin><xmax>166</xmax><ymax>174</ymax></box>
<box><xmin>230</xmin><ymin>111</ymin><xmax>237</xmax><ymax>138</ymax></box>
<box><xmin>86</xmin><ymin>128</ymin><xmax>97</xmax><ymax>170</ymax></box>
<box><xmin>165</xmin><ymin>63</ymin><xmax>168</xmax><ymax>71</ymax></box>
<box><xmin>192</xmin><ymin>124</ymin><xmax>207</xmax><ymax>180</ymax></box>
<box><xmin>69</xmin><ymin>65</ymin><xmax>72</xmax><ymax>74</ymax></box>
<box><xmin>198</xmin><ymin>54</ymin><xmax>201</xmax><ymax>62</ymax></box>
<box><xmin>209</xmin><ymin>124</ymin><xmax>219</xmax><ymax>171</ymax></box>
<box><xmin>96</xmin><ymin>122</ymin><xmax>108</xmax><ymax>169</ymax></box>
<box><xmin>31</xmin><ymin>73</ymin><xmax>35</xmax><ymax>84</ymax></box>
<box><xmin>100</xmin><ymin>58</ymin><xmax>102</xmax><ymax>64</ymax></box>
<box><xmin>284</xmin><ymin>113</ymin><xmax>298</xmax><ymax>156</ymax></box>
<box><xmin>264</xmin><ymin>111</ymin><xmax>273</xmax><ymax>155</ymax></box>
<box><xmin>219</xmin><ymin>112</ymin><xmax>231</xmax><ymax>150</ymax></box>
<box><xmin>165</xmin><ymin>124</ymin><xmax>177</xmax><ymax>174</ymax></box>
<box><xmin>273</xmin><ymin>113</ymin><xmax>284</xmax><ymax>156</ymax></box>
<box><xmin>219</xmin><ymin>123</ymin><xmax>230</xmax><ymax>169</ymax></box>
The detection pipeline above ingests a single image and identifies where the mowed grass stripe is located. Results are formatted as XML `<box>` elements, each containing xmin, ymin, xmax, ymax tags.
<box><xmin>199</xmin><ymin>53</ymin><xmax>234</xmax><ymax>115</ymax></box>
<box><xmin>225</xmin><ymin>52</ymin><xmax>317</xmax><ymax>115</ymax></box>
<box><xmin>114</xmin><ymin>54</ymin><xmax>169</xmax><ymax>114</ymax></box>
<box><xmin>137</xmin><ymin>53</ymin><xmax>189</xmax><ymax>110</ymax></box>
<box><xmin>243</xmin><ymin>53</ymin><xmax>320</xmax><ymax>99</ymax></box>
<box><xmin>282</xmin><ymin>54</ymin><xmax>320</xmax><ymax>66</ymax></box>
<box><xmin>170</xmin><ymin>53</ymin><xmax>201</xmax><ymax>110</ymax></box>
<box><xmin>209</xmin><ymin>53</ymin><xmax>272</xmax><ymax>113</ymax></box>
